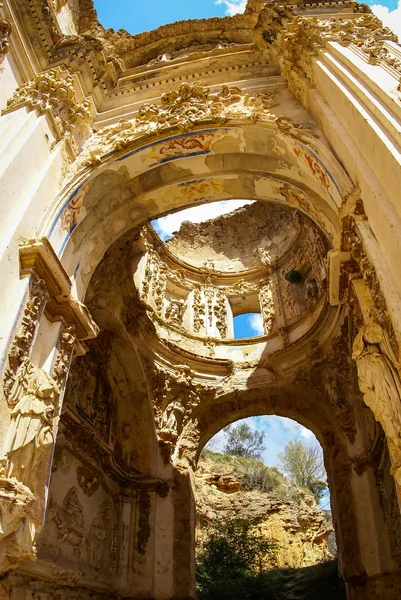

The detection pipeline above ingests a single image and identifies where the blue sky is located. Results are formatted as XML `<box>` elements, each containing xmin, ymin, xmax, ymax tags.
<box><xmin>94</xmin><ymin>0</ymin><xmax>401</xmax><ymax>37</ymax></box>
<box><xmin>207</xmin><ymin>415</ymin><xmax>331</xmax><ymax>508</ymax></box>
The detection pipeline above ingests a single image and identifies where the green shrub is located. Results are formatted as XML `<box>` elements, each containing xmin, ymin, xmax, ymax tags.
<box><xmin>241</xmin><ymin>463</ymin><xmax>285</xmax><ymax>493</ymax></box>
<box><xmin>196</xmin><ymin>519</ymin><xmax>278</xmax><ymax>600</ymax></box>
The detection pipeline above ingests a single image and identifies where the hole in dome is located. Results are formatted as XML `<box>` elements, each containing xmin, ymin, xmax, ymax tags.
<box><xmin>151</xmin><ymin>200</ymin><xmax>254</xmax><ymax>242</ymax></box>
<box><xmin>93</xmin><ymin>1</ymin><xmax>244</xmax><ymax>37</ymax></box>
<box><xmin>233</xmin><ymin>313</ymin><xmax>263</xmax><ymax>339</ymax></box>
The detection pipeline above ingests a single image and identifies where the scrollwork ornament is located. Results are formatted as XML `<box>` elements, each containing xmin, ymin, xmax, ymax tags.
<box><xmin>2</xmin><ymin>278</ymin><xmax>48</xmax><ymax>399</ymax></box>
<box><xmin>0</xmin><ymin>17</ymin><xmax>11</xmax><ymax>55</ymax></box>
<box><xmin>52</xmin><ymin>325</ymin><xmax>76</xmax><ymax>393</ymax></box>
<box><xmin>2</xmin><ymin>69</ymin><xmax>92</xmax><ymax>140</ymax></box>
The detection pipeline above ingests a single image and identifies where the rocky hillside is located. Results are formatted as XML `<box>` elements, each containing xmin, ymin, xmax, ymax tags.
<box><xmin>195</xmin><ymin>452</ymin><xmax>333</xmax><ymax>569</ymax></box>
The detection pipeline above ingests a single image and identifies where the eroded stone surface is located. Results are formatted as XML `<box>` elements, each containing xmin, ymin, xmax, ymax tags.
<box><xmin>196</xmin><ymin>455</ymin><xmax>332</xmax><ymax>569</ymax></box>
<box><xmin>1</xmin><ymin>0</ymin><xmax>401</xmax><ymax>597</ymax></box>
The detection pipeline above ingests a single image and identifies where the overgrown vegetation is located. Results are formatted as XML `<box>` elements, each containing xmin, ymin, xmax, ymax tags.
<box><xmin>201</xmin><ymin>449</ymin><xmax>303</xmax><ymax>501</ymax></box>
<box><xmin>196</xmin><ymin>517</ymin><xmax>345</xmax><ymax>600</ymax></box>
<box><xmin>223</xmin><ymin>422</ymin><xmax>265</xmax><ymax>459</ymax></box>
<box><xmin>278</xmin><ymin>439</ymin><xmax>327</xmax><ymax>502</ymax></box>
<box><xmin>196</xmin><ymin>520</ymin><xmax>278</xmax><ymax>600</ymax></box>
<box><xmin>198</xmin><ymin>435</ymin><xmax>338</xmax><ymax>599</ymax></box>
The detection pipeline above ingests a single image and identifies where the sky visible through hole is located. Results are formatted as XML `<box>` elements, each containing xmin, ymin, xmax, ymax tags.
<box><xmin>207</xmin><ymin>416</ymin><xmax>331</xmax><ymax>509</ymax></box>
<box><xmin>94</xmin><ymin>0</ymin><xmax>401</xmax><ymax>38</ymax></box>
<box><xmin>233</xmin><ymin>313</ymin><xmax>264</xmax><ymax>338</ymax></box>
<box><xmin>151</xmin><ymin>200</ymin><xmax>254</xmax><ymax>242</ymax></box>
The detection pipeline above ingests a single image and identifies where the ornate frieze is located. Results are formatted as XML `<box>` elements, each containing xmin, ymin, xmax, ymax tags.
<box><xmin>76</xmin><ymin>83</ymin><xmax>303</xmax><ymax>169</ymax></box>
<box><xmin>276</xmin><ymin>11</ymin><xmax>400</xmax><ymax>101</ymax></box>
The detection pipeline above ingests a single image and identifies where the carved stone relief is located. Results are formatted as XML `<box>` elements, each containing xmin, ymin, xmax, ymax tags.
<box><xmin>341</xmin><ymin>218</ymin><xmax>398</xmax><ymax>357</ymax></box>
<box><xmin>276</xmin><ymin>11</ymin><xmax>400</xmax><ymax>102</ymax></box>
<box><xmin>2</xmin><ymin>69</ymin><xmax>92</xmax><ymax>142</ymax></box>
<box><xmin>0</xmin><ymin>17</ymin><xmax>11</xmax><ymax>55</ymax></box>
<box><xmin>63</xmin><ymin>332</ymin><xmax>114</xmax><ymax>443</ymax></box>
<box><xmin>193</xmin><ymin>286</ymin><xmax>206</xmax><ymax>333</ymax></box>
<box><xmin>145</xmin><ymin>361</ymin><xmax>206</xmax><ymax>464</ymax></box>
<box><xmin>0</xmin><ymin>359</ymin><xmax>59</xmax><ymax>490</ymax></box>
<box><xmin>352</xmin><ymin>319</ymin><xmax>401</xmax><ymax>486</ymax></box>
<box><xmin>49</xmin><ymin>487</ymin><xmax>85</xmax><ymax>554</ymax></box>
<box><xmin>75</xmin><ymin>83</ymin><xmax>322</xmax><ymax>170</ymax></box>
<box><xmin>2</xmin><ymin>278</ymin><xmax>48</xmax><ymax>399</ymax></box>
<box><xmin>43</xmin><ymin>447</ymin><xmax>119</xmax><ymax>578</ymax></box>
<box><xmin>165</xmin><ymin>299</ymin><xmax>185</xmax><ymax>327</ymax></box>
<box><xmin>77</xmin><ymin>466</ymin><xmax>100</xmax><ymax>497</ymax></box>
<box><xmin>259</xmin><ymin>284</ymin><xmax>275</xmax><ymax>334</ymax></box>
<box><xmin>52</xmin><ymin>325</ymin><xmax>76</xmax><ymax>394</ymax></box>
<box><xmin>114</xmin><ymin>421</ymin><xmax>136</xmax><ymax>472</ymax></box>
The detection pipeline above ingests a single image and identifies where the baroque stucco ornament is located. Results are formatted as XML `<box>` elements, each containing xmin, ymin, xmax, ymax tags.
<box><xmin>2</xmin><ymin>68</ymin><xmax>92</xmax><ymax>141</ymax></box>
<box><xmin>0</xmin><ymin>17</ymin><xmax>11</xmax><ymax>55</ymax></box>
<box><xmin>0</xmin><ymin>358</ymin><xmax>59</xmax><ymax>574</ymax></box>
<box><xmin>78</xmin><ymin>83</ymin><xmax>286</xmax><ymax>167</ymax></box>
<box><xmin>276</xmin><ymin>12</ymin><xmax>401</xmax><ymax>100</ymax></box>
<box><xmin>352</xmin><ymin>320</ymin><xmax>401</xmax><ymax>485</ymax></box>
<box><xmin>2</xmin><ymin>0</ymin><xmax>401</xmax><ymax>596</ymax></box>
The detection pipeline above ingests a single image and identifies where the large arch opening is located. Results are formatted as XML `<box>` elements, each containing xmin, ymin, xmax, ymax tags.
<box><xmin>32</xmin><ymin>187</ymin><xmax>400</xmax><ymax>599</ymax></box>
<box><xmin>196</xmin><ymin>415</ymin><xmax>338</xmax><ymax>598</ymax></box>
<box><xmin>2</xmin><ymin>95</ymin><xmax>401</xmax><ymax>600</ymax></box>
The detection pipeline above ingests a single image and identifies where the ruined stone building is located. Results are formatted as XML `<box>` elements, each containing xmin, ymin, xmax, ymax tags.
<box><xmin>0</xmin><ymin>0</ymin><xmax>401</xmax><ymax>598</ymax></box>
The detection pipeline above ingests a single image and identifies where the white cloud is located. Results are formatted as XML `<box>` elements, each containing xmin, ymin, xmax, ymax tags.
<box><xmin>371</xmin><ymin>1</ymin><xmax>401</xmax><ymax>39</ymax></box>
<box><xmin>216</xmin><ymin>0</ymin><xmax>247</xmax><ymax>16</ymax></box>
<box><xmin>248</xmin><ymin>313</ymin><xmax>264</xmax><ymax>335</ymax></box>
<box><xmin>152</xmin><ymin>200</ymin><xmax>253</xmax><ymax>241</ymax></box>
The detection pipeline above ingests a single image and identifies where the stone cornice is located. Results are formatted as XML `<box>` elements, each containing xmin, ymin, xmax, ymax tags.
<box><xmin>19</xmin><ymin>237</ymin><xmax>98</xmax><ymax>340</ymax></box>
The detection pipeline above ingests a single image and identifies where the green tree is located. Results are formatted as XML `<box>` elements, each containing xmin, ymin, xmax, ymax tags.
<box><xmin>196</xmin><ymin>520</ymin><xmax>278</xmax><ymax>600</ymax></box>
<box><xmin>224</xmin><ymin>423</ymin><xmax>265</xmax><ymax>459</ymax></box>
<box><xmin>278</xmin><ymin>439</ymin><xmax>327</xmax><ymax>502</ymax></box>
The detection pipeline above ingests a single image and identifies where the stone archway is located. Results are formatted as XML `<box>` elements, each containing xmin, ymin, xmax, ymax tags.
<box><xmin>1</xmin><ymin>1</ymin><xmax>401</xmax><ymax>596</ymax></box>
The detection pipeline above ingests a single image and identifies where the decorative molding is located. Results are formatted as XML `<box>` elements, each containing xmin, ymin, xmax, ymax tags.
<box><xmin>19</xmin><ymin>237</ymin><xmax>99</xmax><ymax>340</ymax></box>
<box><xmin>2</xmin><ymin>277</ymin><xmax>48</xmax><ymax>400</ymax></box>
<box><xmin>78</xmin><ymin>83</ymin><xmax>285</xmax><ymax>167</ymax></box>
<box><xmin>2</xmin><ymin>68</ymin><xmax>92</xmax><ymax>143</ymax></box>
<box><xmin>276</xmin><ymin>12</ymin><xmax>400</xmax><ymax>101</ymax></box>
<box><xmin>0</xmin><ymin>17</ymin><xmax>11</xmax><ymax>55</ymax></box>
